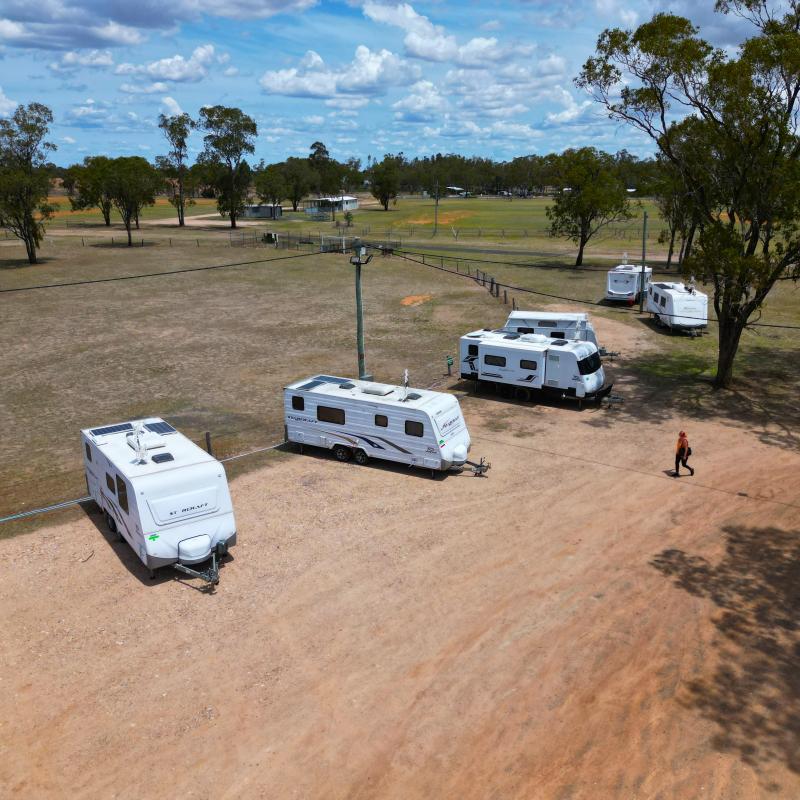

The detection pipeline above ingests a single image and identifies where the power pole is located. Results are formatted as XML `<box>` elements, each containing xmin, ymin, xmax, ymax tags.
<box><xmin>639</xmin><ymin>209</ymin><xmax>648</xmax><ymax>312</ymax></box>
<box><xmin>350</xmin><ymin>240</ymin><xmax>373</xmax><ymax>380</ymax></box>
<box><xmin>433</xmin><ymin>178</ymin><xmax>439</xmax><ymax>237</ymax></box>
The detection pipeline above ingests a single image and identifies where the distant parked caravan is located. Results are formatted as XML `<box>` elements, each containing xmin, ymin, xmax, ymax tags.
<box><xmin>646</xmin><ymin>282</ymin><xmax>709</xmax><ymax>332</ymax></box>
<box><xmin>504</xmin><ymin>310</ymin><xmax>599</xmax><ymax>347</ymax></box>
<box><xmin>606</xmin><ymin>264</ymin><xmax>652</xmax><ymax>303</ymax></box>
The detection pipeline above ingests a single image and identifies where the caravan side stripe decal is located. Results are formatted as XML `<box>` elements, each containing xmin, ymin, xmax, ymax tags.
<box><xmin>373</xmin><ymin>437</ymin><xmax>411</xmax><ymax>455</ymax></box>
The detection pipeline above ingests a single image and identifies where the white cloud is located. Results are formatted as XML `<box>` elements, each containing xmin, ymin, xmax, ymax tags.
<box><xmin>0</xmin><ymin>85</ymin><xmax>16</xmax><ymax>116</ymax></box>
<box><xmin>90</xmin><ymin>21</ymin><xmax>145</xmax><ymax>46</ymax></box>
<box><xmin>49</xmin><ymin>49</ymin><xmax>114</xmax><ymax>73</ymax></box>
<box><xmin>116</xmin><ymin>44</ymin><xmax>216</xmax><ymax>83</ymax></box>
<box><xmin>393</xmin><ymin>80</ymin><xmax>447</xmax><ymax>121</ymax></box>
<box><xmin>544</xmin><ymin>88</ymin><xmax>594</xmax><ymax>125</ymax></box>
<box><xmin>481</xmin><ymin>20</ymin><xmax>502</xmax><ymax>31</ymax></box>
<box><xmin>223</xmin><ymin>66</ymin><xmax>239</xmax><ymax>77</ymax></box>
<box><xmin>62</xmin><ymin>135</ymin><xmax>76</xmax><ymax>144</ymax></box>
<box><xmin>259</xmin><ymin>45</ymin><xmax>419</xmax><ymax>98</ymax></box>
<box><xmin>120</xmin><ymin>81</ymin><xmax>169</xmax><ymax>94</ymax></box>
<box><xmin>161</xmin><ymin>96</ymin><xmax>184</xmax><ymax>116</ymax></box>
<box><xmin>324</xmin><ymin>97</ymin><xmax>370</xmax><ymax>109</ymax></box>
<box><xmin>363</xmin><ymin>1</ymin><xmax>531</xmax><ymax>66</ymax></box>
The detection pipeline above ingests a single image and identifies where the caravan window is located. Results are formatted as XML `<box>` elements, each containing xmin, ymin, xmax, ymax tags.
<box><xmin>106</xmin><ymin>474</ymin><xmax>116</xmax><ymax>494</ymax></box>
<box><xmin>468</xmin><ymin>344</ymin><xmax>478</xmax><ymax>356</ymax></box>
<box><xmin>550</xmin><ymin>331</ymin><xmax>565</xmax><ymax>339</ymax></box>
<box><xmin>520</xmin><ymin>359</ymin><xmax>538</xmax><ymax>370</ymax></box>
<box><xmin>405</xmin><ymin>420</ymin><xmax>424</xmax><ymax>437</ymax></box>
<box><xmin>660</xmin><ymin>296</ymin><xmax>667</xmax><ymax>307</ymax></box>
<box><xmin>578</xmin><ymin>352</ymin><xmax>602</xmax><ymax>375</ymax></box>
<box><xmin>653</xmin><ymin>292</ymin><xmax>660</xmax><ymax>304</ymax></box>
<box><xmin>291</xmin><ymin>395</ymin><xmax>305</xmax><ymax>411</ymax></box>
<box><xmin>375</xmin><ymin>414</ymin><xmax>388</xmax><ymax>427</ymax></box>
<box><xmin>317</xmin><ymin>405</ymin><xmax>345</xmax><ymax>425</ymax></box>
<box><xmin>517</xmin><ymin>327</ymin><xmax>535</xmax><ymax>334</ymax></box>
<box><xmin>484</xmin><ymin>354</ymin><xmax>506</xmax><ymax>367</ymax></box>
<box><xmin>85</xmin><ymin>442</ymin><xmax>92</xmax><ymax>462</ymax></box>
<box><xmin>116</xmin><ymin>476</ymin><xmax>129</xmax><ymax>514</ymax></box>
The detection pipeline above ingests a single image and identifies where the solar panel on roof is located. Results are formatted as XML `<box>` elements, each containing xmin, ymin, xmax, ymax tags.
<box><xmin>90</xmin><ymin>422</ymin><xmax>133</xmax><ymax>437</ymax></box>
<box><xmin>145</xmin><ymin>421</ymin><xmax>176</xmax><ymax>435</ymax></box>
<box><xmin>297</xmin><ymin>379</ymin><xmax>325</xmax><ymax>391</ymax></box>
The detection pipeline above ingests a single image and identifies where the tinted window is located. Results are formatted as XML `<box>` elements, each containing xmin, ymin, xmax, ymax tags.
<box><xmin>660</xmin><ymin>296</ymin><xmax>667</xmax><ymax>307</ymax></box>
<box><xmin>405</xmin><ymin>420</ymin><xmax>424</xmax><ymax>437</ymax></box>
<box><xmin>291</xmin><ymin>395</ymin><xmax>304</xmax><ymax>410</ymax></box>
<box><xmin>517</xmin><ymin>327</ymin><xmax>535</xmax><ymax>334</ymax></box>
<box><xmin>653</xmin><ymin>293</ymin><xmax>660</xmax><ymax>303</ymax></box>
<box><xmin>375</xmin><ymin>414</ymin><xmax>388</xmax><ymax>427</ymax></box>
<box><xmin>484</xmin><ymin>354</ymin><xmax>506</xmax><ymax>367</ymax></box>
<box><xmin>550</xmin><ymin>331</ymin><xmax>565</xmax><ymax>339</ymax></box>
<box><xmin>578</xmin><ymin>352</ymin><xmax>602</xmax><ymax>375</ymax></box>
<box><xmin>317</xmin><ymin>405</ymin><xmax>345</xmax><ymax>424</ymax></box>
<box><xmin>468</xmin><ymin>344</ymin><xmax>478</xmax><ymax>356</ymax></box>
<box><xmin>106</xmin><ymin>474</ymin><xmax>115</xmax><ymax>494</ymax></box>
<box><xmin>85</xmin><ymin>442</ymin><xmax>92</xmax><ymax>462</ymax></box>
<box><xmin>116</xmin><ymin>476</ymin><xmax>129</xmax><ymax>514</ymax></box>
<box><xmin>520</xmin><ymin>359</ymin><xmax>538</xmax><ymax>370</ymax></box>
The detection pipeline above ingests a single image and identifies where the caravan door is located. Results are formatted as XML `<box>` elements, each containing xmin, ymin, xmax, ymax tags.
<box><xmin>477</xmin><ymin>345</ymin><xmax>513</xmax><ymax>384</ymax></box>
<box><xmin>506</xmin><ymin>351</ymin><xmax>544</xmax><ymax>390</ymax></box>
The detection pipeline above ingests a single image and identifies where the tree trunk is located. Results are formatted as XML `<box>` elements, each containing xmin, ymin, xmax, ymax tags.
<box><xmin>666</xmin><ymin>227</ymin><xmax>676</xmax><ymax>269</ymax></box>
<box><xmin>713</xmin><ymin>316</ymin><xmax>744</xmax><ymax>389</ymax></box>
<box><xmin>292</xmin><ymin>199</ymin><xmax>299</xmax><ymax>211</ymax></box>
<box><xmin>683</xmin><ymin>222</ymin><xmax>696</xmax><ymax>263</ymax></box>
<box><xmin>134</xmin><ymin>209</ymin><xmax>140</xmax><ymax>230</ymax></box>
<box><xmin>102</xmin><ymin>201</ymin><xmax>112</xmax><ymax>226</ymax></box>
<box><xmin>575</xmin><ymin>236</ymin><xmax>587</xmax><ymax>266</ymax></box>
<box><xmin>125</xmin><ymin>218</ymin><xmax>133</xmax><ymax>246</ymax></box>
<box><xmin>178</xmin><ymin>179</ymin><xmax>185</xmax><ymax>226</ymax></box>
<box><xmin>24</xmin><ymin>232</ymin><xmax>37</xmax><ymax>264</ymax></box>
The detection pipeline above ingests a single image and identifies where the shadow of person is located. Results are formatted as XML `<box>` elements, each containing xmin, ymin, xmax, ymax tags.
<box><xmin>651</xmin><ymin>525</ymin><xmax>800</xmax><ymax>778</ymax></box>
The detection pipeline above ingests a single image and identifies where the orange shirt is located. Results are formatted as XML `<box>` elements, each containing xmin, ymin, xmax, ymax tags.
<box><xmin>676</xmin><ymin>435</ymin><xmax>689</xmax><ymax>453</ymax></box>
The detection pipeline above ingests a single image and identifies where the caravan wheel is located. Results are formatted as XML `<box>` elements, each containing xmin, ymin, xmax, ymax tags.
<box><xmin>514</xmin><ymin>386</ymin><xmax>530</xmax><ymax>402</ymax></box>
<box><xmin>354</xmin><ymin>449</ymin><xmax>369</xmax><ymax>465</ymax></box>
<box><xmin>333</xmin><ymin>444</ymin><xmax>352</xmax><ymax>462</ymax></box>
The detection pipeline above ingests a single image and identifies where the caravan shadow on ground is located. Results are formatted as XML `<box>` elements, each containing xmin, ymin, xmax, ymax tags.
<box><xmin>650</xmin><ymin>525</ymin><xmax>800</xmax><ymax>782</ymax></box>
<box><xmin>451</xmin><ymin>378</ymin><xmax>594</xmax><ymax>412</ymax></box>
<box><xmin>81</xmin><ymin>503</ymin><xmax>231</xmax><ymax>593</ymax></box>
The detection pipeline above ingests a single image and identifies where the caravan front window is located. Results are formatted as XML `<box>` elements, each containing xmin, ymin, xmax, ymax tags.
<box><xmin>577</xmin><ymin>352</ymin><xmax>602</xmax><ymax>375</ymax></box>
<box><xmin>116</xmin><ymin>476</ymin><xmax>129</xmax><ymax>514</ymax></box>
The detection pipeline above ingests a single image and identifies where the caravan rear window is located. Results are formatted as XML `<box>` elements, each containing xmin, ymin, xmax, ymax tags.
<box><xmin>317</xmin><ymin>405</ymin><xmax>345</xmax><ymax>425</ymax></box>
<box><xmin>85</xmin><ymin>442</ymin><xmax>92</xmax><ymax>462</ymax></box>
<box><xmin>405</xmin><ymin>420</ymin><xmax>424</xmax><ymax>437</ymax></box>
<box><xmin>291</xmin><ymin>395</ymin><xmax>305</xmax><ymax>411</ymax></box>
<box><xmin>484</xmin><ymin>354</ymin><xmax>506</xmax><ymax>367</ymax></box>
<box><xmin>106</xmin><ymin>474</ymin><xmax>115</xmax><ymax>494</ymax></box>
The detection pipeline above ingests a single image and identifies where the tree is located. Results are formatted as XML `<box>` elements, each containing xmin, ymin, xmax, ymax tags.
<box><xmin>0</xmin><ymin>103</ymin><xmax>57</xmax><ymax>264</ymax></box>
<box><xmin>198</xmin><ymin>105</ymin><xmax>257</xmax><ymax>229</ymax></box>
<box><xmin>281</xmin><ymin>157</ymin><xmax>315</xmax><ymax>211</ymax></box>
<box><xmin>68</xmin><ymin>156</ymin><xmax>114</xmax><ymax>226</ymax></box>
<box><xmin>107</xmin><ymin>156</ymin><xmax>160</xmax><ymax>246</ymax></box>
<box><xmin>545</xmin><ymin>147</ymin><xmax>632</xmax><ymax>266</ymax></box>
<box><xmin>578</xmin><ymin>1</ymin><xmax>800</xmax><ymax>388</ymax></box>
<box><xmin>254</xmin><ymin>161</ymin><xmax>287</xmax><ymax>206</ymax></box>
<box><xmin>157</xmin><ymin>112</ymin><xmax>194</xmax><ymax>226</ymax></box>
<box><xmin>370</xmin><ymin>156</ymin><xmax>400</xmax><ymax>211</ymax></box>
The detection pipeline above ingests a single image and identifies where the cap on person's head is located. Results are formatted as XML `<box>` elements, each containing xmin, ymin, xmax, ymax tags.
<box><xmin>679</xmin><ymin>430</ymin><xmax>686</xmax><ymax>436</ymax></box>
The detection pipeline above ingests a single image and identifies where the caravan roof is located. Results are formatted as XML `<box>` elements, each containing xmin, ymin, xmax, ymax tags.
<box><xmin>462</xmin><ymin>329</ymin><xmax>597</xmax><ymax>359</ymax></box>
<box><xmin>653</xmin><ymin>281</ymin><xmax>697</xmax><ymax>295</ymax></box>
<box><xmin>506</xmin><ymin>310</ymin><xmax>589</xmax><ymax>323</ymax></box>
<box><xmin>81</xmin><ymin>418</ymin><xmax>217</xmax><ymax>480</ymax></box>
<box><xmin>285</xmin><ymin>374</ymin><xmax>450</xmax><ymax>410</ymax></box>
<box><xmin>611</xmin><ymin>263</ymin><xmax>652</xmax><ymax>273</ymax></box>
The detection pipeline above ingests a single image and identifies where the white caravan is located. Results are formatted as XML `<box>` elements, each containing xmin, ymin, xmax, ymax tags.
<box><xmin>459</xmin><ymin>329</ymin><xmax>611</xmax><ymax>403</ymax></box>
<box><xmin>504</xmin><ymin>310</ymin><xmax>599</xmax><ymax>347</ymax></box>
<box><xmin>82</xmin><ymin>418</ymin><xmax>236</xmax><ymax>584</ymax></box>
<box><xmin>605</xmin><ymin>264</ymin><xmax>652</xmax><ymax>303</ymax></box>
<box><xmin>284</xmin><ymin>375</ymin><xmax>471</xmax><ymax>473</ymax></box>
<box><xmin>646</xmin><ymin>282</ymin><xmax>709</xmax><ymax>332</ymax></box>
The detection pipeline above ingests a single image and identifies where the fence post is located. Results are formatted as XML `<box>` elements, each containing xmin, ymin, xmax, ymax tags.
<box><xmin>422</xmin><ymin>254</ymin><xmax>426</xmax><ymax>264</ymax></box>
<box><xmin>196</xmin><ymin>239</ymin><xmax>199</xmax><ymax>247</ymax></box>
<box><xmin>204</xmin><ymin>432</ymin><xmax>213</xmax><ymax>456</ymax></box>
<box><xmin>81</xmin><ymin>237</ymin><xmax>84</xmax><ymax>246</ymax></box>
<box><xmin>112</xmin><ymin>236</ymin><xmax>114</xmax><ymax>245</ymax></box>
<box><xmin>503</xmin><ymin>289</ymin><xmax>508</xmax><ymax>304</ymax></box>
<box><xmin>169</xmin><ymin>237</ymin><xmax>172</xmax><ymax>246</ymax></box>
<box><xmin>489</xmin><ymin>277</ymin><xmax>494</xmax><ymax>294</ymax></box>
<box><xmin>512</xmin><ymin>297</ymin><xmax>517</xmax><ymax>310</ymax></box>
<box><xmin>440</xmin><ymin>256</ymin><xmax>444</xmax><ymax>269</ymax></box>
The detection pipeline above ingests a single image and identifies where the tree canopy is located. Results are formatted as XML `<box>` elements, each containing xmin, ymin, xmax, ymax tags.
<box><xmin>107</xmin><ymin>156</ymin><xmax>161</xmax><ymax>246</ymax></box>
<box><xmin>578</xmin><ymin>0</ymin><xmax>800</xmax><ymax>387</ymax></box>
<box><xmin>157</xmin><ymin>112</ymin><xmax>195</xmax><ymax>226</ymax></box>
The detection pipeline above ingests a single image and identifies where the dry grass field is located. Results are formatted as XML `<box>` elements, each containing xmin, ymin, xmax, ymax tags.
<box><xmin>1</xmin><ymin>223</ymin><xmax>799</xmax><ymax>799</ymax></box>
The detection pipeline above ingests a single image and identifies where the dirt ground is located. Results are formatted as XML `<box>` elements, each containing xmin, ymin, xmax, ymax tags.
<box><xmin>1</xmin><ymin>314</ymin><xmax>798</xmax><ymax>799</ymax></box>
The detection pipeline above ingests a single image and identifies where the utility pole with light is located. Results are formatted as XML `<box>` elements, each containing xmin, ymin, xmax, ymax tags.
<box><xmin>350</xmin><ymin>239</ymin><xmax>373</xmax><ymax>380</ymax></box>
<box><xmin>639</xmin><ymin>209</ymin><xmax>648</xmax><ymax>313</ymax></box>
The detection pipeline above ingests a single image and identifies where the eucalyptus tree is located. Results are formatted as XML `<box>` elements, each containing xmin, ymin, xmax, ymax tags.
<box><xmin>199</xmin><ymin>105</ymin><xmax>257</xmax><ymax>229</ymax></box>
<box><xmin>578</xmin><ymin>0</ymin><xmax>800</xmax><ymax>387</ymax></box>
<box><xmin>0</xmin><ymin>103</ymin><xmax>56</xmax><ymax>264</ymax></box>
<box><xmin>157</xmin><ymin>112</ymin><xmax>195</xmax><ymax>226</ymax></box>
<box><xmin>107</xmin><ymin>156</ymin><xmax>161</xmax><ymax>246</ymax></box>
<box><xmin>68</xmin><ymin>155</ymin><xmax>114</xmax><ymax>225</ymax></box>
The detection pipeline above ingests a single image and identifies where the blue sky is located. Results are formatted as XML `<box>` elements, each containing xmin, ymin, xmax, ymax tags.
<box><xmin>0</xmin><ymin>0</ymin><xmax>750</xmax><ymax>166</ymax></box>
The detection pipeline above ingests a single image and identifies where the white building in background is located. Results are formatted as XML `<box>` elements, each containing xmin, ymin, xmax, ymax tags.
<box><xmin>242</xmin><ymin>204</ymin><xmax>283</xmax><ymax>219</ymax></box>
<box><xmin>303</xmin><ymin>196</ymin><xmax>359</xmax><ymax>214</ymax></box>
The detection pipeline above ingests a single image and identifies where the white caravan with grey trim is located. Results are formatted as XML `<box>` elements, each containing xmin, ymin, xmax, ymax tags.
<box><xmin>504</xmin><ymin>310</ymin><xmax>599</xmax><ymax>346</ymax></box>
<box><xmin>81</xmin><ymin>418</ymin><xmax>236</xmax><ymax>584</ymax></box>
<box><xmin>459</xmin><ymin>329</ymin><xmax>611</xmax><ymax>403</ymax></box>
<box><xmin>646</xmin><ymin>281</ymin><xmax>709</xmax><ymax>332</ymax></box>
<box><xmin>605</xmin><ymin>264</ymin><xmax>652</xmax><ymax>303</ymax></box>
<box><xmin>284</xmin><ymin>375</ymin><xmax>471</xmax><ymax>472</ymax></box>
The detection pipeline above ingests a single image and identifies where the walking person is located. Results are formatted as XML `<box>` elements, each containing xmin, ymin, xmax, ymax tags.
<box><xmin>674</xmin><ymin>430</ymin><xmax>694</xmax><ymax>477</ymax></box>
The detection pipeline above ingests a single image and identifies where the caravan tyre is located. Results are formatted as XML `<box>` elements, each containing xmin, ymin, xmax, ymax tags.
<box><xmin>354</xmin><ymin>449</ymin><xmax>369</xmax><ymax>466</ymax></box>
<box><xmin>333</xmin><ymin>445</ymin><xmax>352</xmax><ymax>462</ymax></box>
<box><xmin>105</xmin><ymin>512</ymin><xmax>117</xmax><ymax>535</ymax></box>
<box><xmin>514</xmin><ymin>387</ymin><xmax>530</xmax><ymax>402</ymax></box>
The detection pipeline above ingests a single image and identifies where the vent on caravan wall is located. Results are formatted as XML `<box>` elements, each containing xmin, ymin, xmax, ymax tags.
<box><xmin>90</xmin><ymin>422</ymin><xmax>134</xmax><ymax>437</ymax></box>
<box><xmin>361</xmin><ymin>384</ymin><xmax>394</xmax><ymax>396</ymax></box>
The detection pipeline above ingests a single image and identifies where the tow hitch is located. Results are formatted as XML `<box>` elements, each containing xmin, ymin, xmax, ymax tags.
<box><xmin>465</xmin><ymin>457</ymin><xmax>491</xmax><ymax>477</ymax></box>
<box><xmin>173</xmin><ymin>552</ymin><xmax>220</xmax><ymax>586</ymax></box>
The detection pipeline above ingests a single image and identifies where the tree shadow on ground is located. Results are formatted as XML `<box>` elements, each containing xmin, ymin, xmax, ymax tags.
<box><xmin>0</xmin><ymin>256</ymin><xmax>54</xmax><ymax>270</ymax></box>
<box><xmin>583</xmin><ymin>346</ymin><xmax>800</xmax><ymax>453</ymax></box>
<box><xmin>651</xmin><ymin>525</ymin><xmax>800</xmax><ymax>779</ymax></box>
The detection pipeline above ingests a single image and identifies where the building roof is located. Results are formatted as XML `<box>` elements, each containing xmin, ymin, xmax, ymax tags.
<box><xmin>82</xmin><ymin>418</ymin><xmax>217</xmax><ymax>479</ymax></box>
<box><xmin>285</xmin><ymin>374</ymin><xmax>450</xmax><ymax>410</ymax></box>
